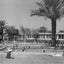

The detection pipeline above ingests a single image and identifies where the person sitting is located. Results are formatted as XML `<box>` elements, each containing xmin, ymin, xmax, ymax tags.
<box><xmin>6</xmin><ymin>48</ymin><xmax>12</xmax><ymax>59</ymax></box>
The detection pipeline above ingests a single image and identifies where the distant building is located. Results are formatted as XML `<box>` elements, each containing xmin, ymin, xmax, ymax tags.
<box><xmin>26</xmin><ymin>31</ymin><xmax>64</xmax><ymax>43</ymax></box>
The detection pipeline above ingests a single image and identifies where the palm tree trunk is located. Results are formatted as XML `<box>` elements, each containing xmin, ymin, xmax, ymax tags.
<box><xmin>51</xmin><ymin>18</ymin><xmax>56</xmax><ymax>47</ymax></box>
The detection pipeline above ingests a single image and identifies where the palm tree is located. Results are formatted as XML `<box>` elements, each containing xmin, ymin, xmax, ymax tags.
<box><xmin>31</xmin><ymin>0</ymin><xmax>64</xmax><ymax>47</ymax></box>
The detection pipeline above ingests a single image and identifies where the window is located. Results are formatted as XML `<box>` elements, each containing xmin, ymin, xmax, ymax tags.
<box><xmin>47</xmin><ymin>34</ymin><xmax>51</xmax><ymax>38</ymax></box>
<box><xmin>59</xmin><ymin>34</ymin><xmax>64</xmax><ymax>39</ymax></box>
<box><xmin>61</xmin><ymin>35</ymin><xmax>64</xmax><ymax>39</ymax></box>
<box><xmin>42</xmin><ymin>35</ymin><xmax>45</xmax><ymax>38</ymax></box>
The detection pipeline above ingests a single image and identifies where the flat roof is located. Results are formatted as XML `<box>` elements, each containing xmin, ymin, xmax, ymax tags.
<box><xmin>38</xmin><ymin>33</ymin><xmax>64</xmax><ymax>35</ymax></box>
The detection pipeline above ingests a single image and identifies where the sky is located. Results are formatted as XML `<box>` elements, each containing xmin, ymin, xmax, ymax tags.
<box><xmin>0</xmin><ymin>0</ymin><xmax>64</xmax><ymax>32</ymax></box>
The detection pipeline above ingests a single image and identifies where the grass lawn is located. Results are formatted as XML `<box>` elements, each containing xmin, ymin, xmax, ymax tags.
<box><xmin>0</xmin><ymin>49</ymin><xmax>64</xmax><ymax>64</ymax></box>
<box><xmin>0</xmin><ymin>41</ymin><xmax>64</xmax><ymax>64</ymax></box>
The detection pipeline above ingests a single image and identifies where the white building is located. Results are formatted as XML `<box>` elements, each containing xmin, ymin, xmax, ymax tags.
<box><xmin>26</xmin><ymin>32</ymin><xmax>64</xmax><ymax>42</ymax></box>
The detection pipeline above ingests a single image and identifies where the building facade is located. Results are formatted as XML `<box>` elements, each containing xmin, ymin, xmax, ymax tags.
<box><xmin>26</xmin><ymin>32</ymin><xmax>64</xmax><ymax>43</ymax></box>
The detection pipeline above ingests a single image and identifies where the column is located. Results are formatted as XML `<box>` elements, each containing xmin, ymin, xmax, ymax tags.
<box><xmin>57</xmin><ymin>34</ymin><xmax>59</xmax><ymax>40</ymax></box>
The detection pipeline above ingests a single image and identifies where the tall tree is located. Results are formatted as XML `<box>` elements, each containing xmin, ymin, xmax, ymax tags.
<box><xmin>0</xmin><ymin>20</ymin><xmax>6</xmax><ymax>43</ymax></box>
<box><xmin>20</xmin><ymin>26</ymin><xmax>26</xmax><ymax>41</ymax></box>
<box><xmin>39</xmin><ymin>26</ymin><xmax>47</xmax><ymax>33</ymax></box>
<box><xmin>32</xmin><ymin>29</ymin><xmax>39</xmax><ymax>42</ymax></box>
<box><xmin>6</xmin><ymin>26</ymin><xmax>19</xmax><ymax>41</ymax></box>
<box><xmin>31</xmin><ymin>0</ymin><xmax>64</xmax><ymax>47</ymax></box>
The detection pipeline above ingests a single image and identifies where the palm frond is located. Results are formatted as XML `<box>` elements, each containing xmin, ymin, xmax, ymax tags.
<box><xmin>59</xmin><ymin>6</ymin><xmax>64</xmax><ymax>16</ymax></box>
<box><xmin>31</xmin><ymin>9</ymin><xmax>48</xmax><ymax>17</ymax></box>
<box><xmin>57</xmin><ymin>0</ymin><xmax>64</xmax><ymax>18</ymax></box>
<box><xmin>31</xmin><ymin>0</ymin><xmax>49</xmax><ymax>17</ymax></box>
<box><xmin>31</xmin><ymin>9</ymin><xmax>39</xmax><ymax>16</ymax></box>
<box><xmin>57</xmin><ymin>0</ymin><xmax>64</xmax><ymax>9</ymax></box>
<box><xmin>36</xmin><ymin>1</ymin><xmax>48</xmax><ymax>14</ymax></box>
<box><xmin>31</xmin><ymin>0</ymin><xmax>64</xmax><ymax>19</ymax></box>
<box><xmin>43</xmin><ymin>0</ymin><xmax>52</xmax><ymax>6</ymax></box>
<box><xmin>36</xmin><ymin>2</ymin><xmax>44</xmax><ymax>7</ymax></box>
